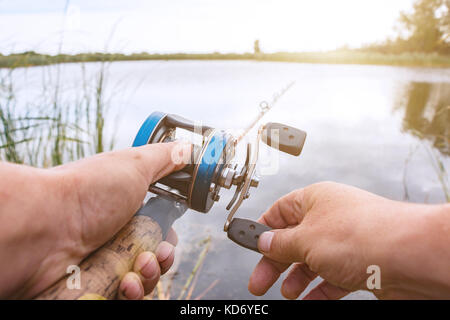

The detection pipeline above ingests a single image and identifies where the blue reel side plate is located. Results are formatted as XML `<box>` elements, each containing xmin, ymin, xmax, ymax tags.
<box><xmin>189</xmin><ymin>131</ymin><xmax>228</xmax><ymax>212</ymax></box>
<box><xmin>132</xmin><ymin>111</ymin><xmax>167</xmax><ymax>147</ymax></box>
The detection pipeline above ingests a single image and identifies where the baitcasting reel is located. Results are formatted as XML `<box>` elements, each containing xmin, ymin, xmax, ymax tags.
<box><xmin>133</xmin><ymin>111</ymin><xmax>307</xmax><ymax>252</ymax></box>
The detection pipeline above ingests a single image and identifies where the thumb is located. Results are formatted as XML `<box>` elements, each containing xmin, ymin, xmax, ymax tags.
<box><xmin>258</xmin><ymin>226</ymin><xmax>306</xmax><ymax>263</ymax></box>
<box><xmin>130</xmin><ymin>140</ymin><xmax>192</xmax><ymax>185</ymax></box>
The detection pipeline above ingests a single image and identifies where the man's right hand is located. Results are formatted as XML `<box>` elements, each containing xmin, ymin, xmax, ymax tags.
<box><xmin>248</xmin><ymin>182</ymin><xmax>450</xmax><ymax>300</ymax></box>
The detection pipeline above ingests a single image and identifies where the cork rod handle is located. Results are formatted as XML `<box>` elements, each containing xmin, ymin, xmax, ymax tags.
<box><xmin>36</xmin><ymin>196</ymin><xmax>187</xmax><ymax>300</ymax></box>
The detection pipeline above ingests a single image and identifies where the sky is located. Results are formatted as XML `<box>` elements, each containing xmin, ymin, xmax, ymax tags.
<box><xmin>0</xmin><ymin>0</ymin><xmax>416</xmax><ymax>54</ymax></box>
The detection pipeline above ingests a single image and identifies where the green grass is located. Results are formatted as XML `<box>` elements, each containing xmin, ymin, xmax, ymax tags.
<box><xmin>0</xmin><ymin>60</ymin><xmax>114</xmax><ymax>167</ymax></box>
<box><xmin>1</xmin><ymin>50</ymin><xmax>450</xmax><ymax>69</ymax></box>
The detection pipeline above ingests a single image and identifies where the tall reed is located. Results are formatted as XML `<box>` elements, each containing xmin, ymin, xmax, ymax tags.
<box><xmin>0</xmin><ymin>57</ymin><xmax>114</xmax><ymax>167</ymax></box>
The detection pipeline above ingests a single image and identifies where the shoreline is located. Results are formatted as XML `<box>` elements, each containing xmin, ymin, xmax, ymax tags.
<box><xmin>1</xmin><ymin>51</ymin><xmax>450</xmax><ymax>69</ymax></box>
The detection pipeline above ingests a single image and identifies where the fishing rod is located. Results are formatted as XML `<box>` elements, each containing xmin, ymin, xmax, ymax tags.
<box><xmin>234</xmin><ymin>81</ymin><xmax>295</xmax><ymax>144</ymax></box>
<box><xmin>36</xmin><ymin>83</ymin><xmax>307</xmax><ymax>299</ymax></box>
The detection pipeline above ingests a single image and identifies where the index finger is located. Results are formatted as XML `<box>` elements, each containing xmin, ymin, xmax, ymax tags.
<box><xmin>258</xmin><ymin>189</ymin><xmax>306</xmax><ymax>229</ymax></box>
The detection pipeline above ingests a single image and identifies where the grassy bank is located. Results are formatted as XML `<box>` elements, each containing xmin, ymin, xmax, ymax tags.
<box><xmin>1</xmin><ymin>50</ymin><xmax>450</xmax><ymax>69</ymax></box>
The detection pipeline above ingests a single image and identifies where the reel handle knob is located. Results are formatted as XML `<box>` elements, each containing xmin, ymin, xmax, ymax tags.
<box><xmin>227</xmin><ymin>218</ymin><xmax>272</xmax><ymax>253</ymax></box>
<box><xmin>262</xmin><ymin>122</ymin><xmax>307</xmax><ymax>156</ymax></box>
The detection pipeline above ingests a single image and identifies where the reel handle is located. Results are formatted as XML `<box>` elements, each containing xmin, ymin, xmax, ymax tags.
<box><xmin>36</xmin><ymin>196</ymin><xmax>187</xmax><ymax>300</ymax></box>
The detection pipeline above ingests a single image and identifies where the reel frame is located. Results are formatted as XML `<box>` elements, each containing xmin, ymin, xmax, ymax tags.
<box><xmin>133</xmin><ymin>111</ymin><xmax>236</xmax><ymax>213</ymax></box>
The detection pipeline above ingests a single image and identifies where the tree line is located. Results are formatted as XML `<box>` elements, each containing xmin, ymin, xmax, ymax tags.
<box><xmin>364</xmin><ymin>0</ymin><xmax>449</xmax><ymax>54</ymax></box>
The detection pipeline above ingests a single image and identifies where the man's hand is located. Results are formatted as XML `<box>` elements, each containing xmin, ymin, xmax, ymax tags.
<box><xmin>249</xmin><ymin>182</ymin><xmax>450</xmax><ymax>300</ymax></box>
<box><xmin>0</xmin><ymin>141</ymin><xmax>191</xmax><ymax>299</ymax></box>
<box><xmin>117</xmin><ymin>229</ymin><xmax>178</xmax><ymax>300</ymax></box>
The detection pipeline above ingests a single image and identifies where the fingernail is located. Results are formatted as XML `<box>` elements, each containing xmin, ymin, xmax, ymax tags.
<box><xmin>156</xmin><ymin>241</ymin><xmax>174</xmax><ymax>262</ymax></box>
<box><xmin>258</xmin><ymin>231</ymin><xmax>274</xmax><ymax>252</ymax></box>
<box><xmin>171</xmin><ymin>140</ymin><xmax>192</xmax><ymax>165</ymax></box>
<box><xmin>136</xmin><ymin>253</ymin><xmax>158</xmax><ymax>279</ymax></box>
<box><xmin>258</xmin><ymin>231</ymin><xmax>273</xmax><ymax>252</ymax></box>
<box><xmin>120</xmin><ymin>275</ymin><xmax>141</xmax><ymax>300</ymax></box>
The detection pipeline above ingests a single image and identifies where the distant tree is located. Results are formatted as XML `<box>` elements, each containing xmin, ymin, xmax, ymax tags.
<box><xmin>254</xmin><ymin>39</ymin><xmax>261</xmax><ymax>55</ymax></box>
<box><xmin>398</xmin><ymin>0</ymin><xmax>449</xmax><ymax>53</ymax></box>
<box><xmin>442</xmin><ymin>0</ymin><xmax>450</xmax><ymax>43</ymax></box>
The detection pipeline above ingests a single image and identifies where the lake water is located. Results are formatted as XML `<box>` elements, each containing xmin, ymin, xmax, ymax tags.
<box><xmin>6</xmin><ymin>60</ymin><xmax>450</xmax><ymax>299</ymax></box>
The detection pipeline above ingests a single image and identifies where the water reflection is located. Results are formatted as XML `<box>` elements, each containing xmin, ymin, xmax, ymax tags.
<box><xmin>397</xmin><ymin>82</ymin><xmax>450</xmax><ymax>156</ymax></box>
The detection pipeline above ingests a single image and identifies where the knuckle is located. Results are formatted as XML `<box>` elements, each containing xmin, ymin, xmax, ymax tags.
<box><xmin>312</xmin><ymin>181</ymin><xmax>336</xmax><ymax>191</ymax></box>
<box><xmin>302</xmin><ymin>181</ymin><xmax>338</xmax><ymax>207</ymax></box>
<box><xmin>155</xmin><ymin>142</ymin><xmax>174</xmax><ymax>161</ymax></box>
